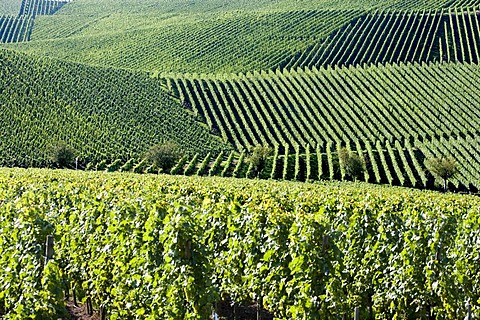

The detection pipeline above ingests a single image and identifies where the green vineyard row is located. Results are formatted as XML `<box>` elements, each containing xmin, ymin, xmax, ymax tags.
<box><xmin>165</xmin><ymin>61</ymin><xmax>479</xmax><ymax>151</ymax></box>
<box><xmin>1</xmin><ymin>168</ymin><xmax>479</xmax><ymax>319</ymax></box>
<box><xmin>0</xmin><ymin>15</ymin><xmax>33</xmax><ymax>43</ymax></box>
<box><xmin>283</xmin><ymin>7</ymin><xmax>480</xmax><ymax>68</ymax></box>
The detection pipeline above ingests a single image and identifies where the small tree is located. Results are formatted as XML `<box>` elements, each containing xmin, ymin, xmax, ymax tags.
<box><xmin>338</xmin><ymin>147</ymin><xmax>365</xmax><ymax>181</ymax></box>
<box><xmin>47</xmin><ymin>141</ymin><xmax>76</xmax><ymax>168</ymax></box>
<box><xmin>425</xmin><ymin>157</ymin><xmax>457</xmax><ymax>192</ymax></box>
<box><xmin>248</xmin><ymin>145</ymin><xmax>272</xmax><ymax>176</ymax></box>
<box><xmin>144</xmin><ymin>142</ymin><xmax>183</xmax><ymax>172</ymax></box>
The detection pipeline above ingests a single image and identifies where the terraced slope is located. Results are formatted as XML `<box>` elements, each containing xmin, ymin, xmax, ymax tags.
<box><xmin>0</xmin><ymin>49</ymin><xmax>230</xmax><ymax>167</ymax></box>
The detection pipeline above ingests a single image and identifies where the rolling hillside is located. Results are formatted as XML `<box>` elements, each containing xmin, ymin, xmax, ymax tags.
<box><xmin>0</xmin><ymin>49</ymin><xmax>230</xmax><ymax>167</ymax></box>
<box><xmin>5</xmin><ymin>0</ymin><xmax>480</xmax><ymax>72</ymax></box>
<box><xmin>1</xmin><ymin>0</ymin><xmax>480</xmax><ymax>191</ymax></box>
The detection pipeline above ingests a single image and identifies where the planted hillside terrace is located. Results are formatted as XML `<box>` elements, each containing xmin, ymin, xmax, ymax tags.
<box><xmin>282</xmin><ymin>7</ymin><xmax>480</xmax><ymax>69</ymax></box>
<box><xmin>165</xmin><ymin>62</ymin><xmax>480</xmax><ymax>149</ymax></box>
<box><xmin>0</xmin><ymin>0</ymin><xmax>68</xmax><ymax>43</ymax></box>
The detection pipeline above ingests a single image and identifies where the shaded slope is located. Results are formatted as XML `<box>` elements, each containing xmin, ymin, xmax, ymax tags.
<box><xmin>0</xmin><ymin>49</ymin><xmax>231</xmax><ymax>167</ymax></box>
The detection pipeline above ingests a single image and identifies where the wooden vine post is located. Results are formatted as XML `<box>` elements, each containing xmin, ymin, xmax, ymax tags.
<box><xmin>86</xmin><ymin>297</ymin><xmax>93</xmax><ymax>316</ymax></box>
<box><xmin>257</xmin><ymin>295</ymin><xmax>263</xmax><ymax>320</ymax></box>
<box><xmin>322</xmin><ymin>234</ymin><xmax>329</xmax><ymax>252</ymax></box>
<box><xmin>45</xmin><ymin>235</ymin><xmax>54</xmax><ymax>265</ymax></box>
<box><xmin>100</xmin><ymin>305</ymin><xmax>106</xmax><ymax>320</ymax></box>
<box><xmin>184</xmin><ymin>239</ymin><xmax>192</xmax><ymax>260</ymax></box>
<box><xmin>354</xmin><ymin>307</ymin><xmax>360</xmax><ymax>320</ymax></box>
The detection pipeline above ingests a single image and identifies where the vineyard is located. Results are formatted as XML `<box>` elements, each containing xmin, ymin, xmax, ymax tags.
<box><xmin>166</xmin><ymin>62</ymin><xmax>480</xmax><ymax>147</ymax></box>
<box><xmin>0</xmin><ymin>0</ymin><xmax>22</xmax><ymax>16</ymax></box>
<box><xmin>0</xmin><ymin>49</ymin><xmax>230</xmax><ymax>167</ymax></box>
<box><xmin>0</xmin><ymin>168</ymin><xmax>479</xmax><ymax>319</ymax></box>
<box><xmin>2</xmin><ymin>0</ymin><xmax>480</xmax><ymax>318</ymax></box>
<box><xmin>157</xmin><ymin>61</ymin><xmax>480</xmax><ymax>190</ymax></box>
<box><xmin>13</xmin><ymin>9</ymin><xmax>363</xmax><ymax>73</ymax></box>
<box><xmin>5</xmin><ymin>0</ymin><xmax>480</xmax><ymax>72</ymax></box>
<box><xmin>0</xmin><ymin>0</ymin><xmax>68</xmax><ymax>43</ymax></box>
<box><xmin>283</xmin><ymin>7</ymin><xmax>480</xmax><ymax>68</ymax></box>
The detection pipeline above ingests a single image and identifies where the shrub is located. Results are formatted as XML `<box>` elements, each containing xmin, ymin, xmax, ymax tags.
<box><xmin>145</xmin><ymin>142</ymin><xmax>183</xmax><ymax>172</ymax></box>
<box><xmin>47</xmin><ymin>141</ymin><xmax>75</xmax><ymax>168</ymax></box>
<box><xmin>425</xmin><ymin>157</ymin><xmax>457</xmax><ymax>191</ymax></box>
<box><xmin>338</xmin><ymin>147</ymin><xmax>365</xmax><ymax>181</ymax></box>
<box><xmin>248</xmin><ymin>145</ymin><xmax>272</xmax><ymax>176</ymax></box>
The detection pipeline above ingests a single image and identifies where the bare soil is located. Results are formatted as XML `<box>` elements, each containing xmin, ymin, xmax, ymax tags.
<box><xmin>65</xmin><ymin>301</ymin><xmax>99</xmax><ymax>320</ymax></box>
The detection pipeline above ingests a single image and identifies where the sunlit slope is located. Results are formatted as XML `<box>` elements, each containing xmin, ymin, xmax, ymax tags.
<box><xmin>166</xmin><ymin>62</ymin><xmax>480</xmax><ymax>148</ymax></box>
<box><xmin>163</xmin><ymin>62</ymin><xmax>480</xmax><ymax>189</ymax></box>
<box><xmin>7</xmin><ymin>0</ymin><xmax>480</xmax><ymax>72</ymax></box>
<box><xmin>0</xmin><ymin>49</ymin><xmax>231</xmax><ymax>167</ymax></box>
<box><xmin>11</xmin><ymin>9</ymin><xmax>361</xmax><ymax>73</ymax></box>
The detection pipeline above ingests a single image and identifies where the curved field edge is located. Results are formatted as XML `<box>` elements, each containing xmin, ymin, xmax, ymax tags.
<box><xmin>1</xmin><ymin>167</ymin><xmax>479</xmax><ymax>319</ymax></box>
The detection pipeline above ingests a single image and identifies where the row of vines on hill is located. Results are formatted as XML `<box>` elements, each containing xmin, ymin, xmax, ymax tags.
<box><xmin>282</xmin><ymin>7</ymin><xmax>480</xmax><ymax>68</ymax></box>
<box><xmin>0</xmin><ymin>0</ymin><xmax>68</xmax><ymax>43</ymax></box>
<box><xmin>0</xmin><ymin>169</ymin><xmax>479</xmax><ymax>319</ymax></box>
<box><xmin>166</xmin><ymin>62</ymin><xmax>480</xmax><ymax>150</ymax></box>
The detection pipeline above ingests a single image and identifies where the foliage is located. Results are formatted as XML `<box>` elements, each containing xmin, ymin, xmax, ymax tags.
<box><xmin>47</xmin><ymin>141</ymin><xmax>76</xmax><ymax>168</ymax></box>
<box><xmin>338</xmin><ymin>147</ymin><xmax>365</xmax><ymax>181</ymax></box>
<box><xmin>1</xmin><ymin>168</ymin><xmax>480</xmax><ymax>319</ymax></box>
<box><xmin>144</xmin><ymin>142</ymin><xmax>183</xmax><ymax>172</ymax></box>
<box><xmin>425</xmin><ymin>157</ymin><xmax>458</xmax><ymax>190</ymax></box>
<box><xmin>248</xmin><ymin>145</ymin><xmax>272</xmax><ymax>176</ymax></box>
